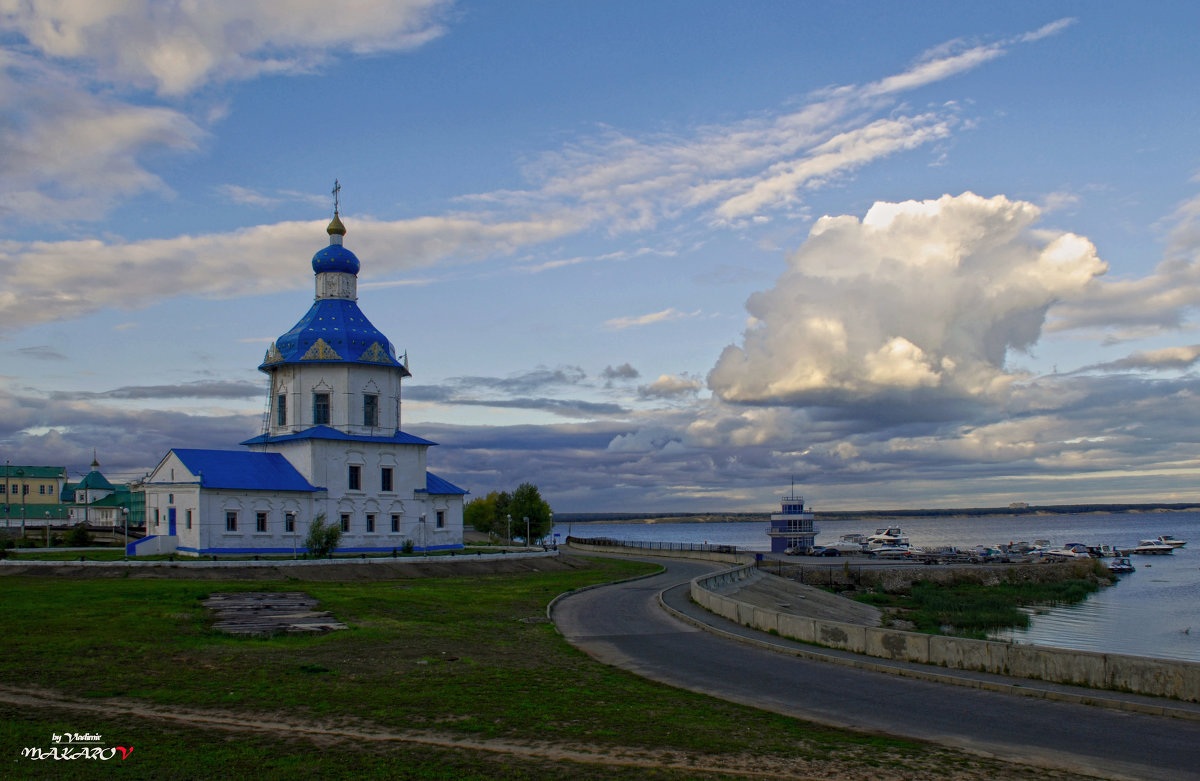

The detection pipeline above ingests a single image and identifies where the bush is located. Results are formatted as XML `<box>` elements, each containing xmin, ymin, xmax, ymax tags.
<box><xmin>401</xmin><ymin>538</ymin><xmax>414</xmax><ymax>554</ymax></box>
<box><xmin>66</xmin><ymin>523</ymin><xmax>91</xmax><ymax>547</ymax></box>
<box><xmin>304</xmin><ymin>514</ymin><xmax>341</xmax><ymax>558</ymax></box>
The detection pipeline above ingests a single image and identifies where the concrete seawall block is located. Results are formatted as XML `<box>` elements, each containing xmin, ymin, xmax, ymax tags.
<box><xmin>866</xmin><ymin>627</ymin><xmax>930</xmax><ymax>662</ymax></box>
<box><xmin>813</xmin><ymin>620</ymin><xmax>866</xmax><ymax>653</ymax></box>
<box><xmin>1105</xmin><ymin>654</ymin><xmax>1200</xmax><ymax>702</ymax></box>
<box><xmin>927</xmin><ymin>634</ymin><xmax>992</xmax><ymax>671</ymax></box>
<box><xmin>777</xmin><ymin>613</ymin><xmax>817</xmax><ymax>644</ymax></box>
<box><xmin>1008</xmin><ymin>643</ymin><xmax>1106</xmax><ymax>688</ymax></box>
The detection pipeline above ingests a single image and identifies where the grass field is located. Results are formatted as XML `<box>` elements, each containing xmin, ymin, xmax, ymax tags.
<box><xmin>0</xmin><ymin>556</ymin><xmax>1083</xmax><ymax>779</ymax></box>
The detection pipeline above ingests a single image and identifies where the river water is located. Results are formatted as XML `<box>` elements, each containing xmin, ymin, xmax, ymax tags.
<box><xmin>552</xmin><ymin>511</ymin><xmax>1200</xmax><ymax>663</ymax></box>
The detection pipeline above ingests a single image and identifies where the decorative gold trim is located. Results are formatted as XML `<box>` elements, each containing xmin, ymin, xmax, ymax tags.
<box><xmin>263</xmin><ymin>343</ymin><xmax>283</xmax><ymax>364</ymax></box>
<box><xmin>301</xmin><ymin>338</ymin><xmax>342</xmax><ymax>361</ymax></box>
<box><xmin>359</xmin><ymin>342</ymin><xmax>392</xmax><ymax>364</ymax></box>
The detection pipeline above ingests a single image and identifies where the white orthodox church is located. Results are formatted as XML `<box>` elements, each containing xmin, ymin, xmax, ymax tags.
<box><xmin>134</xmin><ymin>207</ymin><xmax>467</xmax><ymax>557</ymax></box>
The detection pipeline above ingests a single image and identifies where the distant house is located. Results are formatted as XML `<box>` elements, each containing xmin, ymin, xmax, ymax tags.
<box><xmin>137</xmin><ymin>210</ymin><xmax>467</xmax><ymax>557</ymax></box>
<box><xmin>65</xmin><ymin>457</ymin><xmax>137</xmax><ymax>528</ymax></box>
<box><xmin>0</xmin><ymin>464</ymin><xmax>68</xmax><ymax>526</ymax></box>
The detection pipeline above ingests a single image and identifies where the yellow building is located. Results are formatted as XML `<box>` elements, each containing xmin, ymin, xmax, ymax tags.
<box><xmin>1</xmin><ymin>464</ymin><xmax>68</xmax><ymax>522</ymax></box>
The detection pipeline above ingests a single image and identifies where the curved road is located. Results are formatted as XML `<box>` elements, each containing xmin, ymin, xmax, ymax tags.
<box><xmin>552</xmin><ymin>557</ymin><xmax>1200</xmax><ymax>781</ymax></box>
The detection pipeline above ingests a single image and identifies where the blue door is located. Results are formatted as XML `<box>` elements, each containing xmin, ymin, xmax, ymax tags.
<box><xmin>168</xmin><ymin>507</ymin><xmax>177</xmax><ymax>536</ymax></box>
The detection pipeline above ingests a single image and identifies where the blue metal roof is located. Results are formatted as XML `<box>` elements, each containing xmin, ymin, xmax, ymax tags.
<box><xmin>260</xmin><ymin>297</ymin><xmax>407</xmax><ymax>372</ymax></box>
<box><xmin>312</xmin><ymin>243</ymin><xmax>360</xmax><ymax>275</ymax></box>
<box><xmin>241</xmin><ymin>426</ymin><xmax>436</xmax><ymax>447</ymax></box>
<box><xmin>422</xmin><ymin>471</ymin><xmax>468</xmax><ymax>495</ymax></box>
<box><xmin>168</xmin><ymin>449</ymin><xmax>323</xmax><ymax>492</ymax></box>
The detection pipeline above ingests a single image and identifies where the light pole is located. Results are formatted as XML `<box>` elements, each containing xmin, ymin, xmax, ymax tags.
<box><xmin>121</xmin><ymin>506</ymin><xmax>128</xmax><ymax>558</ymax></box>
<box><xmin>16</xmin><ymin>468</ymin><xmax>24</xmax><ymax>539</ymax></box>
<box><xmin>44</xmin><ymin>510</ymin><xmax>50</xmax><ymax>549</ymax></box>
<box><xmin>524</xmin><ymin>516</ymin><xmax>529</xmax><ymax>548</ymax></box>
<box><xmin>419</xmin><ymin>514</ymin><xmax>427</xmax><ymax>554</ymax></box>
<box><xmin>506</xmin><ymin>514</ymin><xmax>511</xmax><ymax>546</ymax></box>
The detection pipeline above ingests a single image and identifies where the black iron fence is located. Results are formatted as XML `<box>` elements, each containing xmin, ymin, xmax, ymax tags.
<box><xmin>566</xmin><ymin>536</ymin><xmax>739</xmax><ymax>555</ymax></box>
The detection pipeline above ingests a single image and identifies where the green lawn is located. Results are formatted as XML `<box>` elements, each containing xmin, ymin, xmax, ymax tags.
<box><xmin>0</xmin><ymin>558</ymin><xmax>1066</xmax><ymax>779</ymax></box>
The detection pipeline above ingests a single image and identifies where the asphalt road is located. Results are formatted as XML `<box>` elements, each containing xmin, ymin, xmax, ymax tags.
<box><xmin>552</xmin><ymin>556</ymin><xmax>1200</xmax><ymax>781</ymax></box>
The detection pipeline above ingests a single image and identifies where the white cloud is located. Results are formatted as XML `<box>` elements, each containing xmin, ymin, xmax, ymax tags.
<box><xmin>603</xmin><ymin>308</ymin><xmax>697</xmax><ymax>331</ymax></box>
<box><xmin>0</xmin><ymin>1</ymin><xmax>451</xmax><ymax>223</ymax></box>
<box><xmin>490</xmin><ymin>20</ymin><xmax>1067</xmax><ymax>232</ymax></box>
<box><xmin>1</xmin><ymin>0</ymin><xmax>454</xmax><ymax>96</ymax></box>
<box><xmin>1082</xmin><ymin>344</ymin><xmax>1200</xmax><ymax>373</ymax></box>
<box><xmin>638</xmin><ymin>374</ymin><xmax>703</xmax><ymax>399</ymax></box>
<box><xmin>0</xmin><ymin>49</ymin><xmax>205</xmax><ymax>223</ymax></box>
<box><xmin>0</xmin><ymin>213</ymin><xmax>583</xmax><ymax>330</ymax></box>
<box><xmin>708</xmin><ymin>193</ymin><xmax>1108</xmax><ymax>406</ymax></box>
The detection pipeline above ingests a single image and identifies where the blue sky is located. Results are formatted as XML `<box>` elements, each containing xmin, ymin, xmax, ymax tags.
<box><xmin>3</xmin><ymin>2</ymin><xmax>1200</xmax><ymax>511</ymax></box>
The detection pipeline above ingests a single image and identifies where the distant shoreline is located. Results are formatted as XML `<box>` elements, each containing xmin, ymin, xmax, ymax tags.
<box><xmin>554</xmin><ymin>503</ymin><xmax>1200</xmax><ymax>524</ymax></box>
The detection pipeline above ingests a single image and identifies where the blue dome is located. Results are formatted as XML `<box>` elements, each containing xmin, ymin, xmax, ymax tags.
<box><xmin>259</xmin><ymin>298</ymin><xmax>408</xmax><ymax>374</ymax></box>
<box><xmin>312</xmin><ymin>244</ymin><xmax>360</xmax><ymax>275</ymax></box>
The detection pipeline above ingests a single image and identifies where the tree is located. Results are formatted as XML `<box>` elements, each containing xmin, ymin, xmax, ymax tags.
<box><xmin>508</xmin><ymin>482</ymin><xmax>552</xmax><ymax>544</ymax></box>
<box><xmin>305</xmin><ymin>514</ymin><xmax>341</xmax><ymax>558</ymax></box>
<box><xmin>463</xmin><ymin>490</ymin><xmax>512</xmax><ymax>537</ymax></box>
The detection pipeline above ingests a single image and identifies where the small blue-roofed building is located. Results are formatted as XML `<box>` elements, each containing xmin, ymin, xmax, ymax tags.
<box><xmin>139</xmin><ymin>207</ymin><xmax>468</xmax><ymax>557</ymax></box>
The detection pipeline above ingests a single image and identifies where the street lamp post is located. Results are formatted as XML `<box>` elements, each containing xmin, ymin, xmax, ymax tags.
<box><xmin>419</xmin><ymin>514</ymin><xmax>427</xmax><ymax>554</ymax></box>
<box><xmin>121</xmin><ymin>506</ymin><xmax>128</xmax><ymax>558</ymax></box>
<box><xmin>506</xmin><ymin>514</ymin><xmax>511</xmax><ymax>546</ymax></box>
<box><xmin>45</xmin><ymin>511</ymin><xmax>50</xmax><ymax>548</ymax></box>
<box><xmin>16</xmin><ymin>469</ymin><xmax>24</xmax><ymax>539</ymax></box>
<box><xmin>524</xmin><ymin>516</ymin><xmax>529</xmax><ymax>548</ymax></box>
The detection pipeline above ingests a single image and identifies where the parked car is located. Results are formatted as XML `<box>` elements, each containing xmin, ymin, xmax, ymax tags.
<box><xmin>807</xmin><ymin>546</ymin><xmax>840</xmax><ymax>557</ymax></box>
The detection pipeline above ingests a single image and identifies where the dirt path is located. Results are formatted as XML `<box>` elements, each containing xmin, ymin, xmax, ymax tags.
<box><xmin>1</xmin><ymin>684</ymin><xmax>1077</xmax><ymax>780</ymax></box>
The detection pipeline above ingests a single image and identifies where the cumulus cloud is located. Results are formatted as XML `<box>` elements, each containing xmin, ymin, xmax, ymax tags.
<box><xmin>708</xmin><ymin>193</ymin><xmax>1108</xmax><ymax>410</ymax></box>
<box><xmin>638</xmin><ymin>374</ymin><xmax>703</xmax><ymax>399</ymax></box>
<box><xmin>1048</xmin><ymin>191</ymin><xmax>1200</xmax><ymax>339</ymax></box>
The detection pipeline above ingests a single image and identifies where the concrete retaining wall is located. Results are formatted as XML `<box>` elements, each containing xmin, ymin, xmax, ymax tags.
<box><xmin>692</xmin><ymin>565</ymin><xmax>1200</xmax><ymax>702</ymax></box>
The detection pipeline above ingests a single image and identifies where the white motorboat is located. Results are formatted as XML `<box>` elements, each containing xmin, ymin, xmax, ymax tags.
<box><xmin>1149</xmin><ymin>535</ymin><xmax>1187</xmax><ymax>548</ymax></box>
<box><xmin>1131</xmin><ymin>541</ymin><xmax>1174</xmax><ymax>555</ymax></box>
<box><xmin>866</xmin><ymin>527</ymin><xmax>905</xmax><ymax>545</ymax></box>
<box><xmin>1107</xmin><ymin>556</ymin><xmax>1135</xmax><ymax>573</ymax></box>
<box><xmin>1044</xmin><ymin>543</ymin><xmax>1091</xmax><ymax>560</ymax></box>
<box><xmin>829</xmin><ymin>533</ymin><xmax>868</xmax><ymax>554</ymax></box>
<box><xmin>867</xmin><ymin>535</ymin><xmax>912</xmax><ymax>558</ymax></box>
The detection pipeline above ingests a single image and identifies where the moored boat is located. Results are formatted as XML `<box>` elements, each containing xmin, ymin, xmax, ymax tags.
<box><xmin>829</xmin><ymin>533</ymin><xmax>868</xmax><ymax>554</ymax></box>
<box><xmin>1150</xmin><ymin>535</ymin><xmax>1187</xmax><ymax>548</ymax></box>
<box><xmin>1107</xmin><ymin>556</ymin><xmax>1135</xmax><ymax>573</ymax></box>
<box><xmin>1131</xmin><ymin>541</ymin><xmax>1174</xmax><ymax>555</ymax></box>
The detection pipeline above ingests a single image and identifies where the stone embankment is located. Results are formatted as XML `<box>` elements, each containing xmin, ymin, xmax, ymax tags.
<box><xmin>694</xmin><ymin>564</ymin><xmax>1200</xmax><ymax>703</ymax></box>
